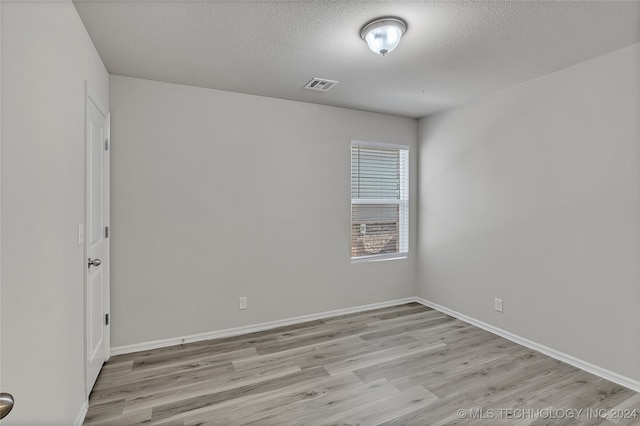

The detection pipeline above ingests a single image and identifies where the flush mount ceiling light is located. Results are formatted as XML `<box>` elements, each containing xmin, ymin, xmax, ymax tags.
<box><xmin>360</xmin><ymin>17</ymin><xmax>407</xmax><ymax>56</ymax></box>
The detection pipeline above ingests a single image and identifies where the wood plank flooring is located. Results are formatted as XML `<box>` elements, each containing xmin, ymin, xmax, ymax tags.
<box><xmin>84</xmin><ymin>303</ymin><xmax>640</xmax><ymax>425</ymax></box>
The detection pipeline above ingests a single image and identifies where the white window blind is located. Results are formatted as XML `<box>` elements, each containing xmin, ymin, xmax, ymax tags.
<box><xmin>351</xmin><ymin>142</ymin><xmax>409</xmax><ymax>261</ymax></box>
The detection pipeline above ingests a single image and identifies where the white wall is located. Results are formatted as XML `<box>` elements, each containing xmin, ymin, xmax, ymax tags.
<box><xmin>109</xmin><ymin>76</ymin><xmax>418</xmax><ymax>348</ymax></box>
<box><xmin>0</xmin><ymin>1</ymin><xmax>109</xmax><ymax>424</ymax></box>
<box><xmin>418</xmin><ymin>43</ymin><xmax>640</xmax><ymax>382</ymax></box>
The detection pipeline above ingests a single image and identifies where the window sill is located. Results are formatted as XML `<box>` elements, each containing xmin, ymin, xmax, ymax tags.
<box><xmin>351</xmin><ymin>254</ymin><xmax>408</xmax><ymax>264</ymax></box>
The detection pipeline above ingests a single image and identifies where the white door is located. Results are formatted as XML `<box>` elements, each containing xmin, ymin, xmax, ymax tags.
<box><xmin>85</xmin><ymin>93</ymin><xmax>110</xmax><ymax>393</ymax></box>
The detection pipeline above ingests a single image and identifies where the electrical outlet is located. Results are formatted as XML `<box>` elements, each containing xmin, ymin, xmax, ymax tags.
<box><xmin>238</xmin><ymin>296</ymin><xmax>247</xmax><ymax>310</ymax></box>
<box><xmin>494</xmin><ymin>298</ymin><xmax>503</xmax><ymax>313</ymax></box>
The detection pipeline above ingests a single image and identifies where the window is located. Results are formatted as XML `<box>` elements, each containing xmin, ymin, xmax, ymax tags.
<box><xmin>351</xmin><ymin>141</ymin><xmax>409</xmax><ymax>261</ymax></box>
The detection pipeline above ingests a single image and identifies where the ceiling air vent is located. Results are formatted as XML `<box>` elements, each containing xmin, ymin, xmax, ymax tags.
<box><xmin>304</xmin><ymin>78</ymin><xmax>339</xmax><ymax>92</ymax></box>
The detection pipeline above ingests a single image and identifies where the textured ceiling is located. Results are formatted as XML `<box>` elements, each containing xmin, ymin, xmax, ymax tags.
<box><xmin>73</xmin><ymin>1</ymin><xmax>640</xmax><ymax>118</ymax></box>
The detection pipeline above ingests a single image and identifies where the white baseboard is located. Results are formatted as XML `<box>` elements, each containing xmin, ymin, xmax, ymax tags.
<box><xmin>110</xmin><ymin>297</ymin><xmax>416</xmax><ymax>356</ymax></box>
<box><xmin>415</xmin><ymin>297</ymin><xmax>640</xmax><ymax>393</ymax></box>
<box><xmin>74</xmin><ymin>400</ymin><xmax>88</xmax><ymax>426</ymax></box>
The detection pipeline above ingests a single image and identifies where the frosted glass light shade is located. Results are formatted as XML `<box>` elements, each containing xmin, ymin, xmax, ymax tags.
<box><xmin>360</xmin><ymin>18</ymin><xmax>407</xmax><ymax>56</ymax></box>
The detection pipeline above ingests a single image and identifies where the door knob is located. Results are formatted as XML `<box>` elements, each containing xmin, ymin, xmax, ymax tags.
<box><xmin>0</xmin><ymin>393</ymin><xmax>14</xmax><ymax>420</ymax></box>
<box><xmin>88</xmin><ymin>258</ymin><xmax>102</xmax><ymax>268</ymax></box>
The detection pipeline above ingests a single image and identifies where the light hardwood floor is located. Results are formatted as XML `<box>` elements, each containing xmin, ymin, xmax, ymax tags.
<box><xmin>84</xmin><ymin>303</ymin><xmax>640</xmax><ymax>425</ymax></box>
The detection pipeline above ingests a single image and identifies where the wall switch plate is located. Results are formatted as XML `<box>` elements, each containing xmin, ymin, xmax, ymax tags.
<box><xmin>238</xmin><ymin>296</ymin><xmax>247</xmax><ymax>310</ymax></box>
<box><xmin>494</xmin><ymin>298</ymin><xmax>503</xmax><ymax>313</ymax></box>
<box><xmin>78</xmin><ymin>224</ymin><xmax>85</xmax><ymax>245</ymax></box>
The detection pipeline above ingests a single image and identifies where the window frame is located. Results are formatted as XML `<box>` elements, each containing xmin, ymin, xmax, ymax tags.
<box><xmin>350</xmin><ymin>140</ymin><xmax>409</xmax><ymax>263</ymax></box>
